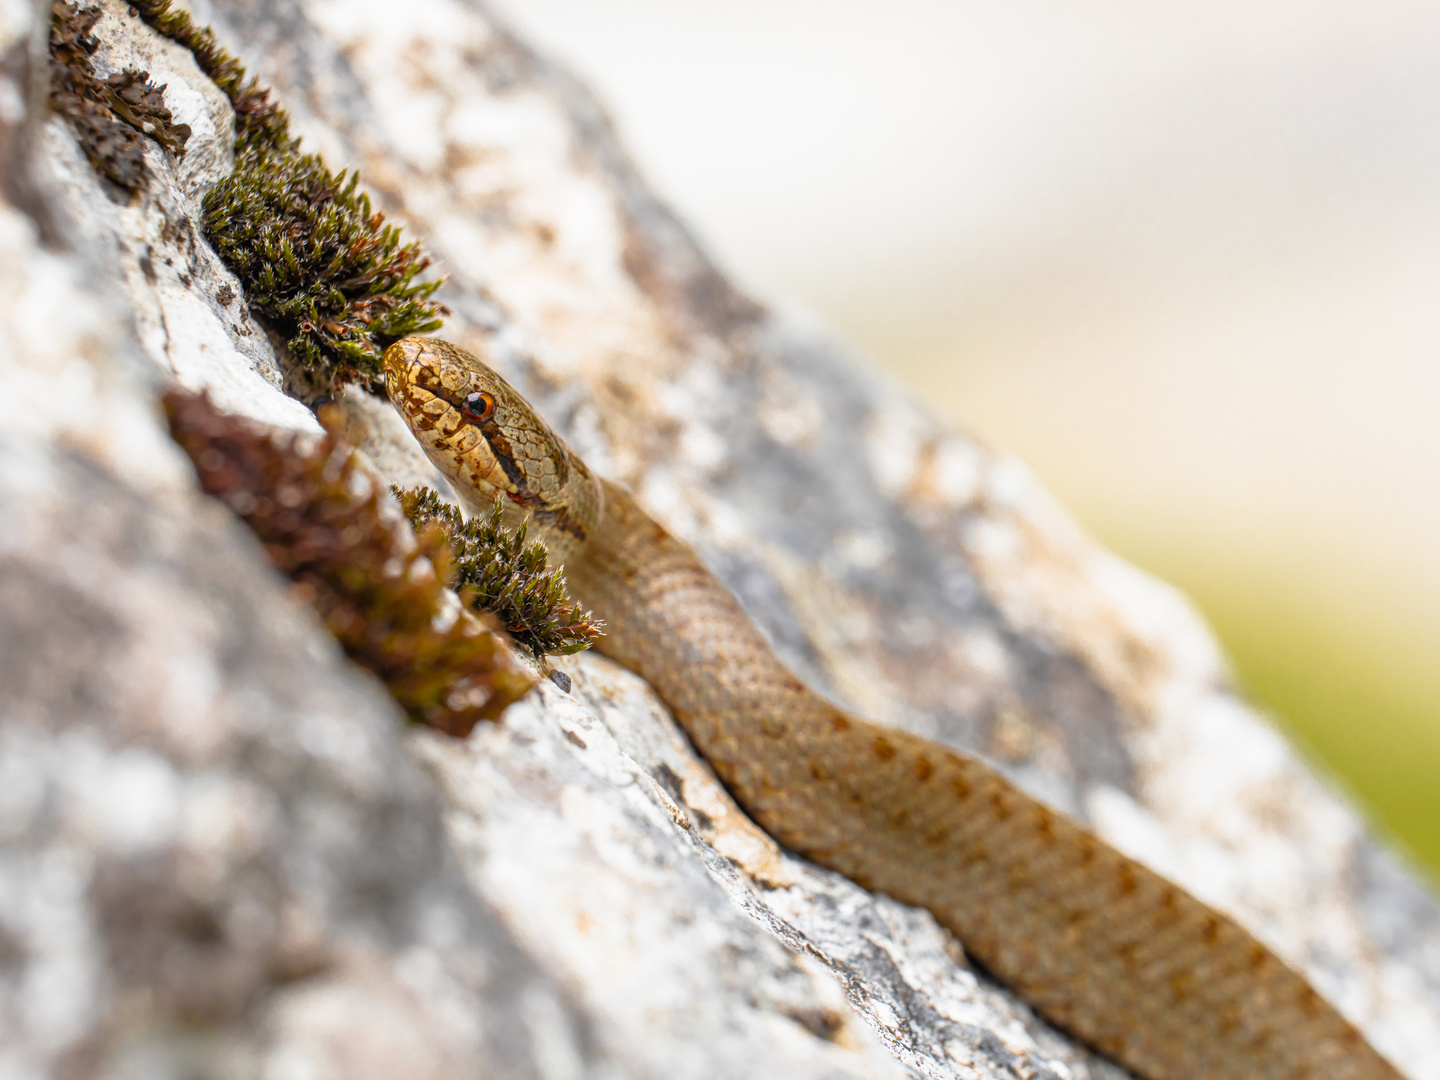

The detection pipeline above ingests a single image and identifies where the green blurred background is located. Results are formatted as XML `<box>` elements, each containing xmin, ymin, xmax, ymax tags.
<box><xmin>494</xmin><ymin>0</ymin><xmax>1440</xmax><ymax>876</ymax></box>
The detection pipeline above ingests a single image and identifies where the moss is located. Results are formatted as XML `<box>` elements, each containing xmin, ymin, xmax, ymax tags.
<box><xmin>49</xmin><ymin>0</ymin><xmax>192</xmax><ymax>195</ymax></box>
<box><xmin>394</xmin><ymin>486</ymin><xmax>604</xmax><ymax>659</ymax></box>
<box><xmin>131</xmin><ymin>0</ymin><xmax>446</xmax><ymax>394</ymax></box>
<box><xmin>165</xmin><ymin>389</ymin><xmax>535</xmax><ymax>738</ymax></box>
<box><xmin>201</xmin><ymin>155</ymin><xmax>445</xmax><ymax>389</ymax></box>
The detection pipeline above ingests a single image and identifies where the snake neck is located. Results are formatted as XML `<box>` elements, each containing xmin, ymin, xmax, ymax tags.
<box><xmin>564</xmin><ymin>479</ymin><xmax>831</xmax><ymax>760</ymax></box>
<box><xmin>448</xmin><ymin>443</ymin><xmax>604</xmax><ymax>569</ymax></box>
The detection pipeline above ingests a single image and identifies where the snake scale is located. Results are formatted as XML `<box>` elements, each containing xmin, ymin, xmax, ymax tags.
<box><xmin>382</xmin><ymin>336</ymin><xmax>1402</xmax><ymax>1080</ymax></box>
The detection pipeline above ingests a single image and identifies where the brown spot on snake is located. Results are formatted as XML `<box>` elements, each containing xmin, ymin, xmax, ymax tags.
<box><xmin>381</xmin><ymin>336</ymin><xmax>1403</xmax><ymax>1080</ymax></box>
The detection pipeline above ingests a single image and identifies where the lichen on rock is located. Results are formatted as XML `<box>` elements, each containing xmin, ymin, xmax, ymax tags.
<box><xmin>48</xmin><ymin>0</ymin><xmax>190</xmax><ymax>194</ymax></box>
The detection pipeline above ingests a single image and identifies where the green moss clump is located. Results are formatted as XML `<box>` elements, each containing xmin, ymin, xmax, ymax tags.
<box><xmin>201</xmin><ymin>156</ymin><xmax>445</xmax><ymax>386</ymax></box>
<box><xmin>165</xmin><ymin>389</ymin><xmax>535</xmax><ymax>738</ymax></box>
<box><xmin>49</xmin><ymin>0</ymin><xmax>192</xmax><ymax>195</ymax></box>
<box><xmin>394</xmin><ymin>486</ymin><xmax>605</xmax><ymax>659</ymax></box>
<box><xmin>131</xmin><ymin>0</ymin><xmax>446</xmax><ymax>393</ymax></box>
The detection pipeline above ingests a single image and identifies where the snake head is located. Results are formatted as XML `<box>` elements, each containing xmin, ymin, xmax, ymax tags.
<box><xmin>382</xmin><ymin>336</ymin><xmax>600</xmax><ymax>547</ymax></box>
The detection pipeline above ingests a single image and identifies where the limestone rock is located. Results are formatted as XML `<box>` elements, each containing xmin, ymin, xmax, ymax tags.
<box><xmin>1</xmin><ymin>1</ymin><xmax>1437</xmax><ymax>1078</ymax></box>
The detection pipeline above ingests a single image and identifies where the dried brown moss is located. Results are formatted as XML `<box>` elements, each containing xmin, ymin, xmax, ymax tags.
<box><xmin>165</xmin><ymin>389</ymin><xmax>535</xmax><ymax>738</ymax></box>
<box><xmin>128</xmin><ymin>0</ymin><xmax>289</xmax><ymax>155</ymax></box>
<box><xmin>49</xmin><ymin>0</ymin><xmax>191</xmax><ymax>195</ymax></box>
<box><xmin>395</xmin><ymin>486</ymin><xmax>604</xmax><ymax>659</ymax></box>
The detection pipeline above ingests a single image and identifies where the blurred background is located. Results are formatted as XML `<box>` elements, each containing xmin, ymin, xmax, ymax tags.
<box><xmin>489</xmin><ymin>0</ymin><xmax>1440</xmax><ymax>877</ymax></box>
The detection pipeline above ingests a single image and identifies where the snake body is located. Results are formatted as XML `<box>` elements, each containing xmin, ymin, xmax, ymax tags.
<box><xmin>382</xmin><ymin>336</ymin><xmax>1402</xmax><ymax>1080</ymax></box>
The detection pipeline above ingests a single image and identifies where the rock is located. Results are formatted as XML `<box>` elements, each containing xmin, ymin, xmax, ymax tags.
<box><xmin>1</xmin><ymin>0</ymin><xmax>1437</xmax><ymax>1078</ymax></box>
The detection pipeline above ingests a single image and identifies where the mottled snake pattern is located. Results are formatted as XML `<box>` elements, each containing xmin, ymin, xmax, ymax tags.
<box><xmin>382</xmin><ymin>336</ymin><xmax>1402</xmax><ymax>1080</ymax></box>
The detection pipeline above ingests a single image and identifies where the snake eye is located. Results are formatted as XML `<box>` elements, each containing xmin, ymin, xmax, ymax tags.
<box><xmin>461</xmin><ymin>391</ymin><xmax>495</xmax><ymax>423</ymax></box>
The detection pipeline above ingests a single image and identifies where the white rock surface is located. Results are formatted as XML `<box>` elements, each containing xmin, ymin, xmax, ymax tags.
<box><xmin>1</xmin><ymin>1</ymin><xmax>1438</xmax><ymax>1078</ymax></box>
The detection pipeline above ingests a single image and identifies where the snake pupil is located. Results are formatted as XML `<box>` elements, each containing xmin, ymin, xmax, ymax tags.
<box><xmin>461</xmin><ymin>391</ymin><xmax>495</xmax><ymax>423</ymax></box>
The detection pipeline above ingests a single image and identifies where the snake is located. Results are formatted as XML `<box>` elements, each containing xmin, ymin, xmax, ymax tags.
<box><xmin>381</xmin><ymin>335</ymin><xmax>1403</xmax><ymax>1080</ymax></box>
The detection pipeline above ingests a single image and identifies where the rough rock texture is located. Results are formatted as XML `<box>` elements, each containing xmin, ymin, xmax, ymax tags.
<box><xmin>2</xmin><ymin>1</ymin><xmax>1438</xmax><ymax>1078</ymax></box>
